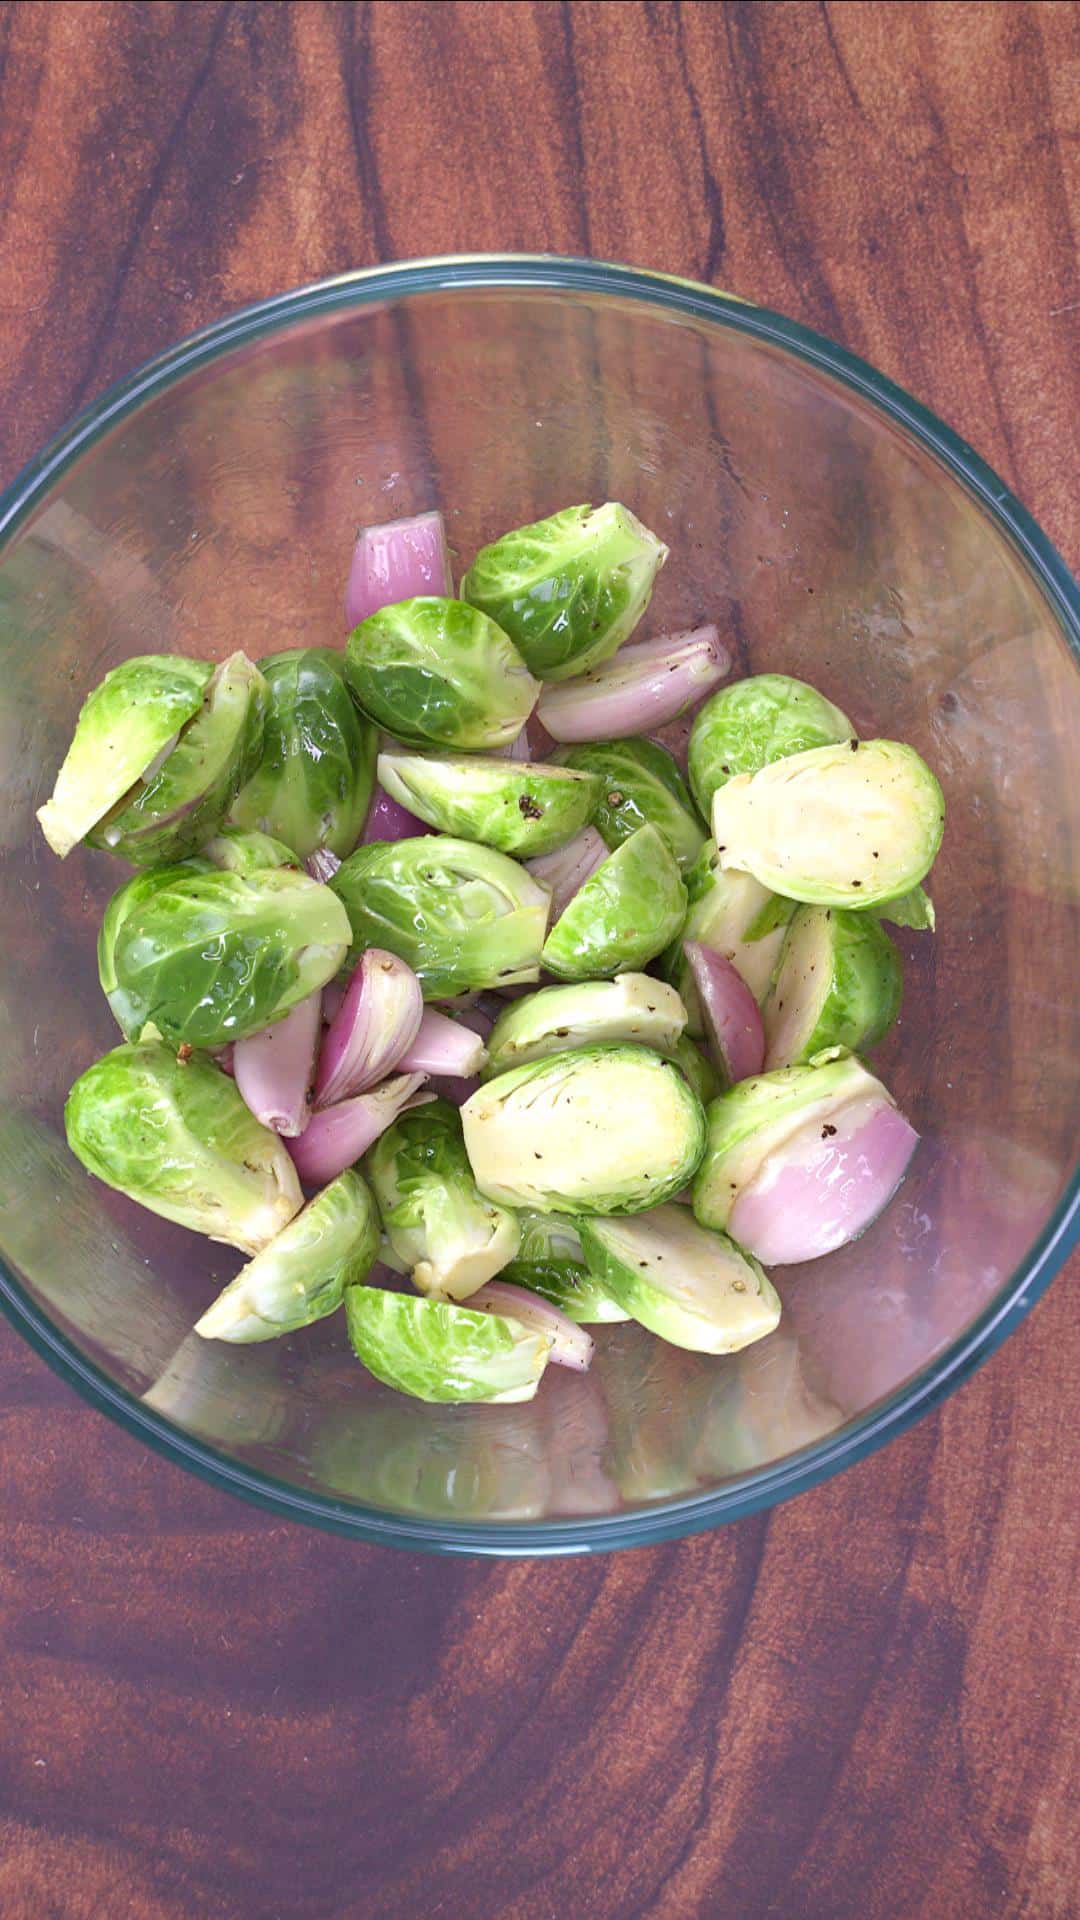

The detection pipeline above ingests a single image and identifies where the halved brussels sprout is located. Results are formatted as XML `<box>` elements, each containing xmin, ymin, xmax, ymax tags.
<box><xmin>560</xmin><ymin>736</ymin><xmax>706</xmax><ymax>870</ymax></box>
<box><xmin>462</xmin><ymin>1044</ymin><xmax>705</xmax><ymax>1215</ymax></box>
<box><xmin>661</xmin><ymin>841</ymin><xmax>792</xmax><ymax>1028</ymax></box>
<box><xmin>97</xmin><ymin>858</ymin><xmax>212</xmax><ymax>1037</ymax></box>
<box><xmin>763</xmin><ymin>906</ymin><xmax>902</xmax><ymax>1069</ymax></box>
<box><xmin>461</xmin><ymin>503</ymin><xmax>668</xmax><ymax>681</ymax></box>
<box><xmin>65</xmin><ymin>1041</ymin><xmax>302</xmax><ymax>1252</ymax></box>
<box><xmin>345</xmin><ymin>1285</ymin><xmax>552</xmax><ymax>1404</ymax></box>
<box><xmin>669</xmin><ymin>1033</ymin><xmax>723</xmax><ymax>1106</ymax></box>
<box><xmin>331</xmin><ymin>836</ymin><xmax>549</xmax><ymax>998</ymax></box>
<box><xmin>376</xmin><ymin>747</ymin><xmax>601</xmax><ymax>857</ymax></box>
<box><xmin>108</xmin><ymin>866</ymin><xmax>351</xmax><ymax>1047</ymax></box>
<box><xmin>37</xmin><ymin>653</ymin><xmax>214</xmax><ymax>858</ymax></box>
<box><xmin>366</xmin><ymin>1098</ymin><xmax>521</xmax><ymax>1301</ymax></box>
<box><xmin>875</xmin><ymin>885</ymin><xmax>936</xmax><ymax>931</ymax></box>
<box><xmin>711</xmin><ymin>739</ymin><xmax>945</xmax><ymax>907</ymax></box>
<box><xmin>345</xmin><ymin>598</ymin><xmax>538</xmax><ymax>750</ymax></box>
<box><xmin>484</xmin><ymin>974</ymin><xmax>687</xmax><ymax>1078</ymax></box>
<box><xmin>194</xmin><ymin>1168</ymin><xmax>379</xmax><ymax>1342</ymax></box>
<box><xmin>87</xmin><ymin>652</ymin><xmax>267</xmax><ymax>866</ymax></box>
<box><xmin>203</xmin><ymin>825</ymin><xmax>299</xmax><ymax>873</ymax></box>
<box><xmin>501</xmin><ymin>1211</ymin><xmax>629</xmax><ymax>1323</ymax></box>
<box><xmin>688</xmin><ymin>672</ymin><xmax>854</xmax><ymax>819</ymax></box>
<box><xmin>228</xmin><ymin>648</ymin><xmax>376</xmax><ymax>859</ymax></box>
<box><xmin>578</xmin><ymin>1205</ymin><xmax>781</xmax><ymax>1353</ymax></box>
<box><xmin>541</xmin><ymin>825</ymin><xmax>687</xmax><ymax>981</ymax></box>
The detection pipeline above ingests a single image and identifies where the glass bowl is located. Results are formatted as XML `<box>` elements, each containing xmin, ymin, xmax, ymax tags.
<box><xmin>1</xmin><ymin>257</ymin><xmax>1076</xmax><ymax>1556</ymax></box>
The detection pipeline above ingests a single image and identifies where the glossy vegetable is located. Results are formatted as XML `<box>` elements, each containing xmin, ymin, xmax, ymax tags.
<box><xmin>65</xmin><ymin>1041</ymin><xmax>302</xmax><ymax>1252</ymax></box>
<box><xmin>228</xmin><ymin>648</ymin><xmax>376</xmax><ymax>860</ymax></box>
<box><xmin>560</xmin><ymin>736</ymin><xmax>706</xmax><ymax>869</ymax></box>
<box><xmin>314</xmin><ymin>948</ymin><xmax>423</xmax><ymax>1107</ymax></box>
<box><xmin>501</xmin><ymin>1210</ymin><xmax>629</xmax><ymax>1324</ymax></box>
<box><xmin>578</xmin><ymin>1206</ymin><xmax>781</xmax><ymax>1353</ymax></box>
<box><xmin>728</xmin><ymin>1090</ymin><xmax>919</xmax><ymax>1266</ymax></box>
<box><xmin>345</xmin><ymin>598</ymin><xmax>538</xmax><ymax>750</ymax></box>
<box><xmin>484</xmin><ymin>973</ymin><xmax>687</xmax><ymax>1079</ymax></box>
<box><xmin>461</xmin><ymin>502</ymin><xmax>668</xmax><ymax>680</ymax></box>
<box><xmin>98</xmin><ymin>859</ymin><xmax>211</xmax><ymax>1038</ymax></box>
<box><xmin>376</xmin><ymin>747</ymin><xmax>601</xmax><ymax>857</ymax></box>
<box><xmin>662</xmin><ymin>841</ymin><xmax>792</xmax><ymax>1027</ymax></box>
<box><xmin>462</xmin><ymin>1044</ymin><xmax>705</xmax><ymax>1215</ymax></box>
<box><xmin>711</xmin><ymin>739</ymin><xmax>945</xmax><ymax>907</ymax></box>
<box><xmin>289</xmin><ymin>1075</ymin><xmax>432</xmax><ymax>1188</ymax></box>
<box><xmin>466</xmin><ymin>1282</ymin><xmax>595</xmax><ymax>1371</ymax></box>
<box><xmin>88</xmin><ymin>652</ymin><xmax>267</xmax><ymax>866</ymax></box>
<box><xmin>344</xmin><ymin>510</ymin><xmax>453</xmax><ymax>627</ymax></box>
<box><xmin>108</xmin><ymin>865</ymin><xmax>351</xmax><ymax>1047</ymax></box>
<box><xmin>38</xmin><ymin>653</ymin><xmax>213</xmax><ymax>858</ymax></box>
<box><xmin>232</xmin><ymin>990</ymin><xmax>322</xmax><ymax>1137</ymax></box>
<box><xmin>330</xmin><ymin>836</ymin><xmax>549</xmax><ymax>998</ymax></box>
<box><xmin>366</xmin><ymin>1098</ymin><xmax>521</xmax><ymax>1301</ymax></box>
<box><xmin>875</xmin><ymin>885</ymin><xmax>936</xmax><ymax>931</ymax></box>
<box><xmin>525</xmin><ymin>826</ymin><xmax>609</xmax><ymax>920</ymax></box>
<box><xmin>688</xmin><ymin>671</ymin><xmax>854</xmax><ymax>819</ymax></box>
<box><xmin>683</xmin><ymin>942</ymin><xmax>766</xmax><ymax>1085</ymax></box>
<box><xmin>194</xmin><ymin>1168</ymin><xmax>380</xmax><ymax>1342</ymax></box>
<box><xmin>763</xmin><ymin>906</ymin><xmax>902</xmax><ymax>1069</ymax></box>
<box><xmin>537</xmin><ymin>623</ymin><xmax>730</xmax><ymax>740</ymax></box>
<box><xmin>204</xmin><ymin>825</ymin><xmax>299</xmax><ymax>873</ymax></box>
<box><xmin>541</xmin><ymin>824</ymin><xmax>687</xmax><ymax>980</ymax></box>
<box><xmin>345</xmin><ymin>1286</ymin><xmax>553</xmax><ymax>1404</ymax></box>
<box><xmin>399</xmin><ymin>1007</ymin><xmax>489</xmax><ymax>1079</ymax></box>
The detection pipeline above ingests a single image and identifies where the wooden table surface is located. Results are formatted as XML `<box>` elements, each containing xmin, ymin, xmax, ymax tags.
<box><xmin>1</xmin><ymin>5</ymin><xmax>1077</xmax><ymax>1916</ymax></box>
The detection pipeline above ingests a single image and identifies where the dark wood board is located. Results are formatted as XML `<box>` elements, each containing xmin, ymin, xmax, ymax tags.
<box><xmin>0</xmin><ymin>6</ymin><xmax>1076</xmax><ymax>1916</ymax></box>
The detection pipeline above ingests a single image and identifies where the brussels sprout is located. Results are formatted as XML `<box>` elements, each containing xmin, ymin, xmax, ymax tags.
<box><xmin>875</xmin><ymin>885</ymin><xmax>935</xmax><ymax>932</ymax></box>
<box><xmin>65</xmin><ymin>1041</ymin><xmax>302</xmax><ymax>1252</ymax></box>
<box><xmin>108</xmin><ymin>866</ymin><xmax>351</xmax><ymax>1047</ymax></box>
<box><xmin>37</xmin><ymin>653</ymin><xmax>213</xmax><ymax>858</ymax></box>
<box><xmin>87</xmin><ymin>653</ymin><xmax>267</xmax><ymax>866</ymax></box>
<box><xmin>345</xmin><ymin>598</ymin><xmax>538</xmax><ymax>750</ymax></box>
<box><xmin>763</xmin><ymin>906</ymin><xmax>902</xmax><ymax>1069</ymax></box>
<box><xmin>461</xmin><ymin>502</ymin><xmax>668</xmax><ymax>681</ymax></box>
<box><xmin>484</xmin><ymin>974</ymin><xmax>687</xmax><ymax>1079</ymax></box>
<box><xmin>662</xmin><ymin>841</ymin><xmax>792</xmax><ymax>1029</ymax></box>
<box><xmin>578</xmin><ymin>1206</ymin><xmax>781</xmax><ymax>1354</ymax></box>
<box><xmin>541</xmin><ymin>825</ymin><xmax>687</xmax><ymax>981</ymax></box>
<box><xmin>97</xmin><ymin>858</ymin><xmax>213</xmax><ymax>1037</ymax></box>
<box><xmin>462</xmin><ymin>1044</ymin><xmax>705</xmax><ymax>1215</ymax></box>
<box><xmin>228</xmin><ymin>648</ymin><xmax>376</xmax><ymax>859</ymax></box>
<box><xmin>194</xmin><ymin>1169</ymin><xmax>380</xmax><ymax>1342</ymax></box>
<box><xmin>669</xmin><ymin>1034</ymin><xmax>723</xmax><ymax>1106</ymax></box>
<box><xmin>501</xmin><ymin>1210</ymin><xmax>629</xmax><ymax>1323</ymax></box>
<box><xmin>560</xmin><ymin>737</ymin><xmax>705</xmax><ymax>870</ymax></box>
<box><xmin>711</xmin><ymin>739</ymin><xmax>945</xmax><ymax>908</ymax></box>
<box><xmin>331</xmin><ymin>836</ymin><xmax>549</xmax><ymax>998</ymax></box>
<box><xmin>366</xmin><ymin>1098</ymin><xmax>521</xmax><ymax>1302</ymax></box>
<box><xmin>376</xmin><ymin>747</ymin><xmax>601</xmax><ymax>857</ymax></box>
<box><xmin>345</xmin><ymin>1285</ymin><xmax>552</xmax><ymax>1404</ymax></box>
<box><xmin>688</xmin><ymin>672</ymin><xmax>854</xmax><ymax>819</ymax></box>
<box><xmin>204</xmin><ymin>825</ymin><xmax>299</xmax><ymax>873</ymax></box>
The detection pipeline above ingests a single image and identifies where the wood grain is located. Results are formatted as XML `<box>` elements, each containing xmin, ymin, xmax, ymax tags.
<box><xmin>0</xmin><ymin>5</ymin><xmax>1077</xmax><ymax>1916</ymax></box>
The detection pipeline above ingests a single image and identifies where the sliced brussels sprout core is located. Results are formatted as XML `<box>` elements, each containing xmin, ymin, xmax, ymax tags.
<box><xmin>331</xmin><ymin>835</ymin><xmax>550</xmax><ymax>999</ymax></box>
<box><xmin>688</xmin><ymin>672</ymin><xmax>854</xmax><ymax>819</ymax></box>
<box><xmin>712</xmin><ymin>740</ymin><xmax>945</xmax><ymax>908</ymax></box>
<box><xmin>345</xmin><ymin>1285</ymin><xmax>552</xmax><ymax>1404</ymax></box>
<box><xmin>37</xmin><ymin>654</ymin><xmax>214</xmax><ymax>858</ymax></box>
<box><xmin>668</xmin><ymin>1034</ymin><xmax>723</xmax><ymax>1107</ymax></box>
<box><xmin>65</xmin><ymin>1041</ymin><xmax>302</xmax><ymax>1252</ymax></box>
<box><xmin>228</xmin><ymin>648</ymin><xmax>376</xmax><ymax>860</ymax></box>
<box><xmin>98</xmin><ymin>859</ymin><xmax>211</xmax><ymax>1038</ymax></box>
<box><xmin>345</xmin><ymin>597</ymin><xmax>538</xmax><ymax>750</ymax></box>
<box><xmin>763</xmin><ymin>905</ymin><xmax>902</xmax><ymax>1070</ymax></box>
<box><xmin>462</xmin><ymin>1044</ymin><xmax>705</xmax><ymax>1215</ymax></box>
<box><xmin>204</xmin><ymin>825</ymin><xmax>299</xmax><ymax>873</ymax></box>
<box><xmin>461</xmin><ymin>502</ymin><xmax>669</xmax><ymax>681</ymax></box>
<box><xmin>501</xmin><ymin>1211</ymin><xmax>629</xmax><ymax>1323</ymax></box>
<box><xmin>108</xmin><ymin>866</ymin><xmax>351</xmax><ymax>1047</ymax></box>
<box><xmin>88</xmin><ymin>652</ymin><xmax>268</xmax><ymax>866</ymax></box>
<box><xmin>661</xmin><ymin>841</ymin><xmax>789</xmax><ymax>1027</ymax></box>
<box><xmin>484</xmin><ymin>973</ymin><xmax>687</xmax><ymax>1079</ymax></box>
<box><xmin>541</xmin><ymin>825</ymin><xmax>687</xmax><ymax>981</ymax></box>
<box><xmin>560</xmin><ymin>736</ymin><xmax>706</xmax><ymax>869</ymax></box>
<box><xmin>578</xmin><ymin>1206</ymin><xmax>781</xmax><ymax>1354</ymax></box>
<box><xmin>376</xmin><ymin>747</ymin><xmax>601</xmax><ymax>857</ymax></box>
<box><xmin>194</xmin><ymin>1168</ymin><xmax>379</xmax><ymax>1342</ymax></box>
<box><xmin>366</xmin><ymin>1098</ymin><xmax>521</xmax><ymax>1301</ymax></box>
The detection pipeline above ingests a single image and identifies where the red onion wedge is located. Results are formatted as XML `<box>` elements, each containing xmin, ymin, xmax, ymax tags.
<box><xmin>314</xmin><ymin>948</ymin><xmax>423</xmax><ymax>1109</ymax></box>
<box><xmin>361</xmin><ymin>784</ymin><xmax>429</xmax><ymax>844</ymax></box>
<box><xmin>466</xmin><ymin>1282</ymin><xmax>595</xmax><ymax>1372</ymax></box>
<box><xmin>526</xmin><ymin>826</ymin><xmax>608</xmax><ymax>922</ymax></box>
<box><xmin>683</xmin><ymin>941</ymin><xmax>765</xmax><ymax>1087</ymax></box>
<box><xmin>730</xmin><ymin>1093</ymin><xmax>919</xmax><ymax>1267</ymax></box>
<box><xmin>399</xmin><ymin>1007</ymin><xmax>489</xmax><ymax>1079</ymax></box>
<box><xmin>232</xmin><ymin>991</ymin><xmax>322</xmax><ymax>1138</ymax></box>
<box><xmin>212</xmin><ymin>1043</ymin><xmax>235</xmax><ymax>1078</ymax></box>
<box><xmin>345</xmin><ymin>509</ymin><xmax>453</xmax><ymax>627</ymax></box>
<box><xmin>305</xmin><ymin>847</ymin><xmax>342</xmax><ymax>884</ymax></box>
<box><xmin>289</xmin><ymin>1075</ymin><xmax>432</xmax><ymax>1188</ymax></box>
<box><xmin>537</xmin><ymin>624</ymin><xmax>731</xmax><ymax>744</ymax></box>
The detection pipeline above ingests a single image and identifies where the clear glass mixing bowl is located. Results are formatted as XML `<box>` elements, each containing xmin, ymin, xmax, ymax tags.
<box><xmin>1</xmin><ymin>258</ymin><xmax>1076</xmax><ymax>1555</ymax></box>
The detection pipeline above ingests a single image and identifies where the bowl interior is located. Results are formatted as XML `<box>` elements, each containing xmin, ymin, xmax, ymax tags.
<box><xmin>1</xmin><ymin>271</ymin><xmax>1076</xmax><ymax>1545</ymax></box>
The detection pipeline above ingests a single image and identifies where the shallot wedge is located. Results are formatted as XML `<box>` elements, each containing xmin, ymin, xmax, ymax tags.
<box><xmin>345</xmin><ymin>509</ymin><xmax>453</xmax><ymax>627</ymax></box>
<box><xmin>399</xmin><ymin>1007</ymin><xmax>489</xmax><ymax>1079</ymax></box>
<box><xmin>683</xmin><ymin>940</ymin><xmax>765</xmax><ymax>1086</ymax></box>
<box><xmin>729</xmin><ymin>1094</ymin><xmax>919</xmax><ymax>1266</ymax></box>
<box><xmin>289</xmin><ymin>1075</ymin><xmax>432</xmax><ymax>1188</ymax></box>
<box><xmin>466</xmin><ymin>1281</ymin><xmax>595</xmax><ymax>1372</ymax></box>
<box><xmin>537</xmin><ymin>624</ymin><xmax>731</xmax><ymax>743</ymax></box>
<box><xmin>526</xmin><ymin>826</ymin><xmax>609</xmax><ymax>922</ymax></box>
<box><xmin>361</xmin><ymin>785</ymin><xmax>429</xmax><ymax>844</ymax></box>
<box><xmin>314</xmin><ymin>949</ymin><xmax>424</xmax><ymax>1109</ymax></box>
<box><xmin>232</xmin><ymin>992</ymin><xmax>322</xmax><ymax>1138</ymax></box>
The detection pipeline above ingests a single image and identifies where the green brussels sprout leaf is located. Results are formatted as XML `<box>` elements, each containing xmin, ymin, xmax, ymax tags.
<box><xmin>346</xmin><ymin>598</ymin><xmax>538</xmax><ymax>750</ymax></box>
<box><xmin>228</xmin><ymin>648</ymin><xmax>376</xmax><ymax>859</ymax></box>
<box><xmin>542</xmin><ymin>824</ymin><xmax>687</xmax><ymax>980</ymax></box>
<box><xmin>763</xmin><ymin>905</ymin><xmax>902</xmax><ymax>1069</ymax></box>
<box><xmin>688</xmin><ymin>672</ymin><xmax>853</xmax><ymax>819</ymax></box>
<box><xmin>484</xmin><ymin>973</ymin><xmax>687</xmax><ymax>1078</ymax></box>
<box><xmin>377</xmin><ymin>747</ymin><xmax>601</xmax><ymax>857</ymax></box>
<box><xmin>366</xmin><ymin>1098</ymin><xmax>521</xmax><ymax>1301</ymax></box>
<box><xmin>578</xmin><ymin>1205</ymin><xmax>781</xmax><ymax>1353</ymax></box>
<box><xmin>345</xmin><ymin>1285</ymin><xmax>552</xmax><ymax>1404</ymax></box>
<box><xmin>560</xmin><ymin>735</ymin><xmax>705</xmax><ymax>869</ymax></box>
<box><xmin>195</xmin><ymin>1168</ymin><xmax>380</xmax><ymax>1341</ymax></box>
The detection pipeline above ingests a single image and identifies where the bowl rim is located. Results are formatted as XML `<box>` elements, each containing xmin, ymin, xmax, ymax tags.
<box><xmin>2</xmin><ymin>252</ymin><xmax>1078</xmax><ymax>1556</ymax></box>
